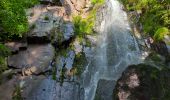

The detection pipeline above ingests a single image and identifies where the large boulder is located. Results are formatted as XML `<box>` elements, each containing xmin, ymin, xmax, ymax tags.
<box><xmin>8</xmin><ymin>44</ymin><xmax>54</xmax><ymax>75</ymax></box>
<box><xmin>27</xmin><ymin>5</ymin><xmax>64</xmax><ymax>43</ymax></box>
<box><xmin>113</xmin><ymin>64</ymin><xmax>170</xmax><ymax>100</ymax></box>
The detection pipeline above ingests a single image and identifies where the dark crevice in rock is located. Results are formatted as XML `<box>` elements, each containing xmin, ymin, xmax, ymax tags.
<box><xmin>39</xmin><ymin>0</ymin><xmax>62</xmax><ymax>6</ymax></box>
<box><xmin>27</xmin><ymin>36</ymin><xmax>51</xmax><ymax>44</ymax></box>
<box><xmin>52</xmin><ymin>36</ymin><xmax>75</xmax><ymax>49</ymax></box>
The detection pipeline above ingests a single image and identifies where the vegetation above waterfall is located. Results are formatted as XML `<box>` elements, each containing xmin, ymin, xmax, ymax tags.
<box><xmin>120</xmin><ymin>0</ymin><xmax>170</xmax><ymax>41</ymax></box>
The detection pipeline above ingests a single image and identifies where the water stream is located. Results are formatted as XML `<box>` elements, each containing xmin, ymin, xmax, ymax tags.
<box><xmin>83</xmin><ymin>0</ymin><xmax>141</xmax><ymax>100</ymax></box>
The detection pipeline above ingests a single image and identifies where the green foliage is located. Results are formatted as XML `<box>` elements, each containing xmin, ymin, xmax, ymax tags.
<box><xmin>73</xmin><ymin>0</ymin><xmax>104</xmax><ymax>37</ymax></box>
<box><xmin>91</xmin><ymin>0</ymin><xmax>105</xmax><ymax>5</ymax></box>
<box><xmin>0</xmin><ymin>44</ymin><xmax>10</xmax><ymax>74</ymax></box>
<box><xmin>44</xmin><ymin>16</ymin><xmax>49</xmax><ymax>21</ymax></box>
<box><xmin>0</xmin><ymin>0</ymin><xmax>39</xmax><ymax>37</ymax></box>
<box><xmin>154</xmin><ymin>27</ymin><xmax>169</xmax><ymax>41</ymax></box>
<box><xmin>73</xmin><ymin>15</ymin><xmax>94</xmax><ymax>37</ymax></box>
<box><xmin>121</xmin><ymin>0</ymin><xmax>170</xmax><ymax>41</ymax></box>
<box><xmin>52</xmin><ymin>60</ymin><xmax>57</xmax><ymax>80</ymax></box>
<box><xmin>12</xmin><ymin>85</ymin><xmax>22</xmax><ymax>100</ymax></box>
<box><xmin>73</xmin><ymin>52</ymin><xmax>87</xmax><ymax>76</ymax></box>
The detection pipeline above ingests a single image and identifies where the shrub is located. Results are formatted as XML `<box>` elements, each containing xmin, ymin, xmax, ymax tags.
<box><xmin>154</xmin><ymin>27</ymin><xmax>169</xmax><ymax>41</ymax></box>
<box><xmin>0</xmin><ymin>0</ymin><xmax>39</xmax><ymax>38</ymax></box>
<box><xmin>91</xmin><ymin>0</ymin><xmax>105</xmax><ymax>5</ymax></box>
<box><xmin>73</xmin><ymin>15</ymin><xmax>95</xmax><ymax>37</ymax></box>
<box><xmin>120</xmin><ymin>0</ymin><xmax>170</xmax><ymax>41</ymax></box>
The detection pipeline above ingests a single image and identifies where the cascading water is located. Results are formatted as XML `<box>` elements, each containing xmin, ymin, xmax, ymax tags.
<box><xmin>82</xmin><ymin>0</ymin><xmax>142</xmax><ymax>100</ymax></box>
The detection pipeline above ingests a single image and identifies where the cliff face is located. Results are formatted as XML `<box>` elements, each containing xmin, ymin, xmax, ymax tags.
<box><xmin>0</xmin><ymin>0</ymin><xmax>94</xmax><ymax>100</ymax></box>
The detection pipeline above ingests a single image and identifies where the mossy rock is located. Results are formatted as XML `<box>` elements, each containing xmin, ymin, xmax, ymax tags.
<box><xmin>113</xmin><ymin>64</ymin><xmax>170</xmax><ymax>100</ymax></box>
<box><xmin>73</xmin><ymin>52</ymin><xmax>88</xmax><ymax>76</ymax></box>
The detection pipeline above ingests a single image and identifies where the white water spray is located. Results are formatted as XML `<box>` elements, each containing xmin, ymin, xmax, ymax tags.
<box><xmin>83</xmin><ymin>0</ymin><xmax>141</xmax><ymax>100</ymax></box>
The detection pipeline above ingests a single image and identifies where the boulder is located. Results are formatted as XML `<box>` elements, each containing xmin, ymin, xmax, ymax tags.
<box><xmin>8</xmin><ymin>44</ymin><xmax>54</xmax><ymax>75</ymax></box>
<box><xmin>27</xmin><ymin>5</ymin><xmax>64</xmax><ymax>43</ymax></box>
<box><xmin>113</xmin><ymin>64</ymin><xmax>170</xmax><ymax>100</ymax></box>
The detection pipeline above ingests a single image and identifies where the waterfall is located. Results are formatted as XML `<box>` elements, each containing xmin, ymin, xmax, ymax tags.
<box><xmin>82</xmin><ymin>0</ymin><xmax>141</xmax><ymax>100</ymax></box>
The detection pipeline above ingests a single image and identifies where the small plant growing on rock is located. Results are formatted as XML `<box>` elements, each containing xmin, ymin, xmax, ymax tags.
<box><xmin>44</xmin><ymin>16</ymin><xmax>49</xmax><ymax>20</ymax></box>
<box><xmin>12</xmin><ymin>85</ymin><xmax>22</xmax><ymax>100</ymax></box>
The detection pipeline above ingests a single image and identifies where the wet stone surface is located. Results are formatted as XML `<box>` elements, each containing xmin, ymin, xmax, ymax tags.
<box><xmin>95</xmin><ymin>79</ymin><xmax>116</xmax><ymax>100</ymax></box>
<box><xmin>26</xmin><ymin>77</ymin><xmax>83</xmax><ymax>100</ymax></box>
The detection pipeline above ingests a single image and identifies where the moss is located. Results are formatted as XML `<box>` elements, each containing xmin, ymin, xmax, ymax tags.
<box><xmin>59</xmin><ymin>65</ymin><xmax>67</xmax><ymax>86</ymax></box>
<box><xmin>94</xmin><ymin>94</ymin><xmax>102</xmax><ymax>100</ymax></box>
<box><xmin>85</xmin><ymin>39</ymin><xmax>92</xmax><ymax>47</ymax></box>
<box><xmin>0</xmin><ymin>44</ymin><xmax>10</xmax><ymax>75</ymax></box>
<box><xmin>12</xmin><ymin>85</ymin><xmax>22</xmax><ymax>100</ymax></box>
<box><xmin>52</xmin><ymin>64</ymin><xmax>57</xmax><ymax>80</ymax></box>
<box><xmin>91</xmin><ymin>0</ymin><xmax>105</xmax><ymax>6</ymax></box>
<box><xmin>73</xmin><ymin>52</ymin><xmax>87</xmax><ymax>76</ymax></box>
<box><xmin>114</xmin><ymin>64</ymin><xmax>170</xmax><ymax>100</ymax></box>
<box><xmin>44</xmin><ymin>16</ymin><xmax>49</xmax><ymax>20</ymax></box>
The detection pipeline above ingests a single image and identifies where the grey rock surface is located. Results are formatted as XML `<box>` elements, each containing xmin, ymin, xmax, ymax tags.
<box><xmin>95</xmin><ymin>79</ymin><xmax>116</xmax><ymax>100</ymax></box>
<box><xmin>26</xmin><ymin>77</ymin><xmax>83</xmax><ymax>100</ymax></box>
<box><xmin>8</xmin><ymin>44</ymin><xmax>54</xmax><ymax>75</ymax></box>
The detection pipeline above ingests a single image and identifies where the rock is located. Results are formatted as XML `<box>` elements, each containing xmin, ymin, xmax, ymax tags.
<box><xmin>0</xmin><ymin>76</ymin><xmax>19</xmax><ymax>100</ymax></box>
<box><xmin>39</xmin><ymin>0</ymin><xmax>53</xmax><ymax>3</ymax></box>
<box><xmin>20</xmin><ymin>75</ymin><xmax>46</xmax><ymax>99</ymax></box>
<box><xmin>75</xmin><ymin>0</ymin><xmax>86</xmax><ymax>11</ymax></box>
<box><xmin>95</xmin><ymin>79</ymin><xmax>116</xmax><ymax>100</ymax></box>
<box><xmin>113</xmin><ymin>64</ymin><xmax>170</xmax><ymax>100</ymax></box>
<box><xmin>5</xmin><ymin>42</ymin><xmax>27</xmax><ymax>53</ymax></box>
<box><xmin>73</xmin><ymin>39</ymin><xmax>83</xmax><ymax>54</ymax></box>
<box><xmin>27</xmin><ymin>5</ymin><xmax>64</xmax><ymax>43</ymax></box>
<box><xmin>61</xmin><ymin>0</ymin><xmax>88</xmax><ymax>15</ymax></box>
<box><xmin>61</xmin><ymin>22</ymin><xmax>74</xmax><ymax>41</ymax></box>
<box><xmin>55</xmin><ymin>50</ymin><xmax>76</xmax><ymax>81</ymax></box>
<box><xmin>86</xmin><ymin>35</ymin><xmax>97</xmax><ymax>45</ymax></box>
<box><xmin>164</xmin><ymin>35</ymin><xmax>170</xmax><ymax>54</ymax></box>
<box><xmin>24</xmin><ymin>77</ymin><xmax>83</xmax><ymax>100</ymax></box>
<box><xmin>8</xmin><ymin>44</ymin><xmax>54</xmax><ymax>75</ymax></box>
<box><xmin>151</xmin><ymin>41</ymin><xmax>169</xmax><ymax>57</ymax></box>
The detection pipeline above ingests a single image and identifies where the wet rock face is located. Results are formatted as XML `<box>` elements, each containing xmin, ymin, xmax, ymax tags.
<box><xmin>113</xmin><ymin>64</ymin><xmax>170</xmax><ymax>100</ymax></box>
<box><xmin>61</xmin><ymin>22</ymin><xmax>74</xmax><ymax>41</ymax></box>
<box><xmin>8</xmin><ymin>44</ymin><xmax>54</xmax><ymax>75</ymax></box>
<box><xmin>25</xmin><ymin>77</ymin><xmax>83</xmax><ymax>100</ymax></box>
<box><xmin>95</xmin><ymin>79</ymin><xmax>116</xmax><ymax>100</ymax></box>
